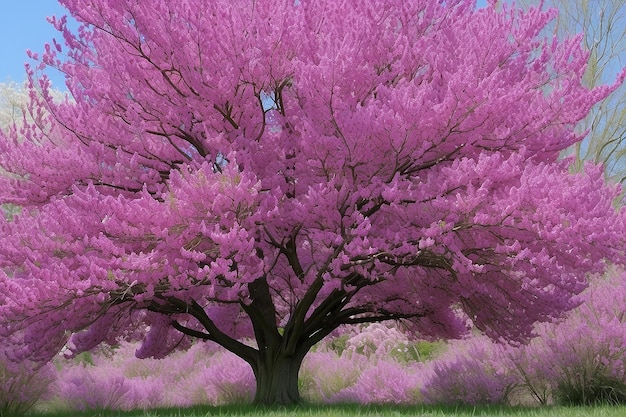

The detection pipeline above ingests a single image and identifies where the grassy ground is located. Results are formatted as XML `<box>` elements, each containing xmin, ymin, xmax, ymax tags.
<box><xmin>22</xmin><ymin>404</ymin><xmax>626</xmax><ymax>417</ymax></box>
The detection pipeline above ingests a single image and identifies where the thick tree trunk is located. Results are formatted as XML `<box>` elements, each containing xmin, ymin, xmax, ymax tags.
<box><xmin>251</xmin><ymin>349</ymin><xmax>305</xmax><ymax>405</ymax></box>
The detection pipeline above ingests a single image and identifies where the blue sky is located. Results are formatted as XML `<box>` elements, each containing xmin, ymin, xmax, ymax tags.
<box><xmin>0</xmin><ymin>1</ymin><xmax>70</xmax><ymax>87</ymax></box>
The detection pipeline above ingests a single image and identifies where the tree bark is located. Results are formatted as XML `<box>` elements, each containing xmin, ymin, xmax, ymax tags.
<box><xmin>251</xmin><ymin>347</ymin><xmax>306</xmax><ymax>405</ymax></box>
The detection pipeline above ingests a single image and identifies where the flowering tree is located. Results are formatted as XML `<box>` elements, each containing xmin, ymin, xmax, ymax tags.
<box><xmin>0</xmin><ymin>0</ymin><xmax>625</xmax><ymax>405</ymax></box>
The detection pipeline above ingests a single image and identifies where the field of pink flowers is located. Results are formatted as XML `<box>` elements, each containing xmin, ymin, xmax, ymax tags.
<box><xmin>3</xmin><ymin>269</ymin><xmax>626</xmax><ymax>415</ymax></box>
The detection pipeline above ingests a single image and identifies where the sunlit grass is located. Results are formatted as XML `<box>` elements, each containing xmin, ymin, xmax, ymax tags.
<box><xmin>24</xmin><ymin>403</ymin><xmax>626</xmax><ymax>417</ymax></box>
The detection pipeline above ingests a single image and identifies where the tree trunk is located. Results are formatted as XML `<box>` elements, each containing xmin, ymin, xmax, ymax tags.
<box><xmin>251</xmin><ymin>348</ymin><xmax>305</xmax><ymax>405</ymax></box>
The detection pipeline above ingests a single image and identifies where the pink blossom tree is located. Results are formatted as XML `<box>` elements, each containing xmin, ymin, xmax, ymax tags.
<box><xmin>1</xmin><ymin>0</ymin><xmax>625</xmax><ymax>405</ymax></box>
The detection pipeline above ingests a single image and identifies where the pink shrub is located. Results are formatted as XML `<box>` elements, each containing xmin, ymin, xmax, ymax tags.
<box><xmin>118</xmin><ymin>342</ymin><xmax>209</xmax><ymax>407</ymax></box>
<box><xmin>54</xmin><ymin>341</ymin><xmax>213</xmax><ymax>410</ymax></box>
<box><xmin>511</xmin><ymin>269</ymin><xmax>626</xmax><ymax>405</ymax></box>
<box><xmin>332</xmin><ymin>360</ymin><xmax>423</xmax><ymax>404</ymax></box>
<box><xmin>55</xmin><ymin>363</ymin><xmax>135</xmax><ymax>411</ymax></box>
<box><xmin>52</xmin><ymin>341</ymin><xmax>256</xmax><ymax>410</ymax></box>
<box><xmin>197</xmin><ymin>351</ymin><xmax>255</xmax><ymax>405</ymax></box>
<box><xmin>421</xmin><ymin>337</ymin><xmax>517</xmax><ymax>405</ymax></box>
<box><xmin>301</xmin><ymin>326</ymin><xmax>429</xmax><ymax>405</ymax></box>
<box><xmin>300</xmin><ymin>324</ymin><xmax>430</xmax><ymax>404</ymax></box>
<box><xmin>300</xmin><ymin>350</ymin><xmax>367</xmax><ymax>403</ymax></box>
<box><xmin>0</xmin><ymin>353</ymin><xmax>56</xmax><ymax>416</ymax></box>
<box><xmin>417</xmin><ymin>270</ymin><xmax>626</xmax><ymax>407</ymax></box>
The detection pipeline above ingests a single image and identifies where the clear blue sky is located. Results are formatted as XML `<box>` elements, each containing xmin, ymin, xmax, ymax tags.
<box><xmin>0</xmin><ymin>1</ymin><xmax>70</xmax><ymax>88</ymax></box>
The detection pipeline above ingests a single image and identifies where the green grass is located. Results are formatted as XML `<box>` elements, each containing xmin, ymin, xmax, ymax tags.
<box><xmin>22</xmin><ymin>404</ymin><xmax>626</xmax><ymax>417</ymax></box>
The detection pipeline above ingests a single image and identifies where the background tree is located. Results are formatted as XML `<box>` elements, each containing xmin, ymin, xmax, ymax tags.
<box><xmin>520</xmin><ymin>0</ymin><xmax>626</xmax><ymax>183</ymax></box>
<box><xmin>0</xmin><ymin>0</ymin><xmax>625</xmax><ymax>405</ymax></box>
<box><xmin>0</xmin><ymin>83</ymin><xmax>27</xmax><ymax>130</ymax></box>
<box><xmin>0</xmin><ymin>82</ymin><xmax>63</xmax><ymax>220</ymax></box>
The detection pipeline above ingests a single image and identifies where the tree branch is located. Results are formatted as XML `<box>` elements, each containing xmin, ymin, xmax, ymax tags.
<box><xmin>163</xmin><ymin>297</ymin><xmax>257</xmax><ymax>364</ymax></box>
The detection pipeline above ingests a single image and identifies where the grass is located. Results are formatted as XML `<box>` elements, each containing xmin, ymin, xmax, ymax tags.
<box><xmin>21</xmin><ymin>403</ymin><xmax>626</xmax><ymax>417</ymax></box>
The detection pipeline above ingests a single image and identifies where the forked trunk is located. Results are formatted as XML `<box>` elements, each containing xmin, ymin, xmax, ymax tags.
<box><xmin>251</xmin><ymin>349</ymin><xmax>305</xmax><ymax>405</ymax></box>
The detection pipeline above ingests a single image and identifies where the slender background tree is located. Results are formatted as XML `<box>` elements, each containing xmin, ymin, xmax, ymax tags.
<box><xmin>0</xmin><ymin>0</ymin><xmax>625</xmax><ymax>405</ymax></box>
<box><xmin>0</xmin><ymin>83</ymin><xmax>27</xmax><ymax>129</ymax></box>
<box><xmin>521</xmin><ymin>0</ymin><xmax>626</xmax><ymax>183</ymax></box>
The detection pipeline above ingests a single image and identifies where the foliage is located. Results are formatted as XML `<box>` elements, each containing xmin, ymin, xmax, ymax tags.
<box><xmin>56</xmin><ymin>364</ymin><xmax>136</xmax><ymax>411</ymax></box>
<box><xmin>510</xmin><ymin>268</ymin><xmax>626</xmax><ymax>405</ymax></box>
<box><xmin>49</xmin><ymin>341</ymin><xmax>255</xmax><ymax>411</ymax></box>
<box><xmin>416</xmin><ymin>268</ymin><xmax>626</xmax><ymax>407</ymax></box>
<box><xmin>1</xmin><ymin>0</ymin><xmax>625</xmax><ymax>405</ymax></box>
<box><xmin>331</xmin><ymin>360</ymin><xmax>422</xmax><ymax>405</ymax></box>
<box><xmin>420</xmin><ymin>337</ymin><xmax>518</xmax><ymax>406</ymax></box>
<box><xmin>299</xmin><ymin>350</ymin><xmax>367</xmax><ymax>403</ymax></box>
<box><xmin>0</xmin><ymin>350</ymin><xmax>55</xmax><ymax>417</ymax></box>
<box><xmin>197</xmin><ymin>350</ymin><xmax>256</xmax><ymax>405</ymax></box>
